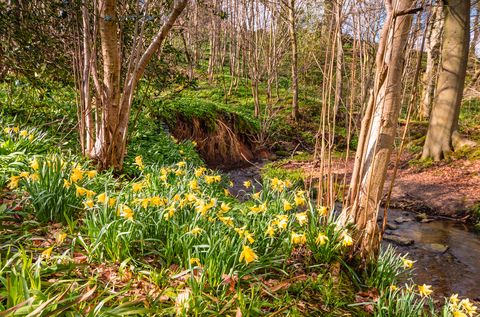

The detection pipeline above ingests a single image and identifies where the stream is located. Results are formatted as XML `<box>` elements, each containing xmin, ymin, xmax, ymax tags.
<box><xmin>225</xmin><ymin>163</ymin><xmax>480</xmax><ymax>300</ymax></box>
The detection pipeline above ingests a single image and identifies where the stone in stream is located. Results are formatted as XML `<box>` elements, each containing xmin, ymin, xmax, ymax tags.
<box><xmin>386</xmin><ymin>222</ymin><xmax>399</xmax><ymax>230</ymax></box>
<box><xmin>394</xmin><ymin>216</ymin><xmax>412</xmax><ymax>224</ymax></box>
<box><xmin>383</xmin><ymin>234</ymin><xmax>414</xmax><ymax>246</ymax></box>
<box><xmin>415</xmin><ymin>213</ymin><xmax>433</xmax><ymax>223</ymax></box>
<box><xmin>421</xmin><ymin>243</ymin><xmax>449</xmax><ymax>254</ymax></box>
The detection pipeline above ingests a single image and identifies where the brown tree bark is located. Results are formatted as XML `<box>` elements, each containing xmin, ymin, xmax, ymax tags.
<box><xmin>79</xmin><ymin>0</ymin><xmax>189</xmax><ymax>170</ymax></box>
<box><xmin>422</xmin><ymin>0</ymin><xmax>470</xmax><ymax>161</ymax></box>
<box><xmin>287</xmin><ymin>0</ymin><xmax>299</xmax><ymax>120</ymax></box>
<box><xmin>340</xmin><ymin>0</ymin><xmax>415</xmax><ymax>264</ymax></box>
<box><xmin>420</xmin><ymin>4</ymin><xmax>443</xmax><ymax>120</ymax></box>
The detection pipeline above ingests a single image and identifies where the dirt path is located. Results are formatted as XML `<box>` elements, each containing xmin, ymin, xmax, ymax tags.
<box><xmin>281</xmin><ymin>154</ymin><xmax>480</xmax><ymax>220</ymax></box>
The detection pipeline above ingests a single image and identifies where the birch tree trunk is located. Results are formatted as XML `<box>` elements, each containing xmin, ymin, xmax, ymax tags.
<box><xmin>287</xmin><ymin>0</ymin><xmax>300</xmax><ymax>120</ymax></box>
<box><xmin>79</xmin><ymin>0</ymin><xmax>189</xmax><ymax>170</ymax></box>
<box><xmin>422</xmin><ymin>0</ymin><xmax>470</xmax><ymax>161</ymax></box>
<box><xmin>420</xmin><ymin>4</ymin><xmax>443</xmax><ymax>120</ymax></box>
<box><xmin>340</xmin><ymin>0</ymin><xmax>415</xmax><ymax>264</ymax></box>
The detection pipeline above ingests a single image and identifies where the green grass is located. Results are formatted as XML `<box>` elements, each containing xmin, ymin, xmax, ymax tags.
<box><xmin>1</xmin><ymin>78</ymin><xmax>479</xmax><ymax>315</ymax></box>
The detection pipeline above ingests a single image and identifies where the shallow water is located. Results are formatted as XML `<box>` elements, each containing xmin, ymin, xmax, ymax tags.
<box><xmin>383</xmin><ymin>209</ymin><xmax>480</xmax><ymax>300</ymax></box>
<box><xmin>226</xmin><ymin>164</ymin><xmax>480</xmax><ymax>300</ymax></box>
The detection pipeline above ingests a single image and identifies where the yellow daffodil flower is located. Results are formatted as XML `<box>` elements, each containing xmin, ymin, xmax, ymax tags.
<box><xmin>460</xmin><ymin>299</ymin><xmax>477</xmax><ymax>316</ymax></box>
<box><xmin>118</xmin><ymin>205</ymin><xmax>134</xmax><ymax>221</ymax></box>
<box><xmin>265</xmin><ymin>225</ymin><xmax>275</xmax><ymax>237</ymax></box>
<box><xmin>141</xmin><ymin>198</ymin><xmax>151</xmax><ymax>209</ymax></box>
<box><xmin>87</xmin><ymin>170</ymin><xmax>97</xmax><ymax>179</ymax></box>
<box><xmin>224</xmin><ymin>188</ymin><xmax>230</xmax><ymax>196</ymax></box>
<box><xmin>70</xmin><ymin>167</ymin><xmax>84</xmax><ymax>183</ymax></box>
<box><xmin>220</xmin><ymin>202</ymin><xmax>231</xmax><ymax>213</ymax></box>
<box><xmin>188</xmin><ymin>227</ymin><xmax>203</xmax><ymax>236</ymax></box>
<box><xmin>190</xmin><ymin>258</ymin><xmax>201</xmax><ymax>266</ymax></box>
<box><xmin>315</xmin><ymin>233</ymin><xmax>329</xmax><ymax>245</ymax></box>
<box><xmin>84</xmin><ymin>199</ymin><xmax>94</xmax><ymax>208</ymax></box>
<box><xmin>30</xmin><ymin>173</ymin><xmax>39</xmax><ymax>182</ymax></box>
<box><xmin>204</xmin><ymin>175</ymin><xmax>215</xmax><ymax>184</ymax></box>
<box><xmin>418</xmin><ymin>284</ymin><xmax>433</xmax><ymax>297</ymax></box>
<box><xmin>219</xmin><ymin>216</ymin><xmax>234</xmax><ymax>227</ymax></box>
<box><xmin>389</xmin><ymin>285</ymin><xmax>397</xmax><ymax>292</ymax></box>
<box><xmin>85</xmin><ymin>189</ymin><xmax>96</xmax><ymax>199</ymax></box>
<box><xmin>194</xmin><ymin>167</ymin><xmax>206</xmax><ymax>177</ymax></box>
<box><xmin>243</xmin><ymin>180</ymin><xmax>251</xmax><ymax>188</ymax></box>
<box><xmin>244</xmin><ymin>230</ymin><xmax>255</xmax><ymax>244</ymax></box>
<box><xmin>63</xmin><ymin>179</ymin><xmax>71</xmax><ymax>189</ymax></box>
<box><xmin>239</xmin><ymin>245</ymin><xmax>258</xmax><ymax>264</ymax></box>
<box><xmin>97</xmin><ymin>192</ymin><xmax>106</xmax><ymax>203</ymax></box>
<box><xmin>252</xmin><ymin>192</ymin><xmax>261</xmax><ymax>200</ymax></box>
<box><xmin>108</xmin><ymin>197</ymin><xmax>117</xmax><ymax>207</ymax></box>
<box><xmin>295</xmin><ymin>212</ymin><xmax>308</xmax><ymax>225</ymax></box>
<box><xmin>294</xmin><ymin>195</ymin><xmax>306</xmax><ymax>206</ymax></box>
<box><xmin>151</xmin><ymin>196</ymin><xmax>163</xmax><ymax>206</ymax></box>
<box><xmin>185</xmin><ymin>193</ymin><xmax>196</xmax><ymax>203</ymax></box>
<box><xmin>30</xmin><ymin>158</ymin><xmax>39</xmax><ymax>171</ymax></box>
<box><xmin>164</xmin><ymin>205</ymin><xmax>175</xmax><ymax>220</ymax></box>
<box><xmin>132</xmin><ymin>182</ymin><xmax>144</xmax><ymax>192</ymax></box>
<box><xmin>291</xmin><ymin>232</ymin><xmax>307</xmax><ymax>245</ymax></box>
<box><xmin>20</xmin><ymin>130</ymin><xmax>28</xmax><ymax>137</ymax></box>
<box><xmin>317</xmin><ymin>206</ymin><xmax>328</xmax><ymax>216</ymax></box>
<box><xmin>176</xmin><ymin>161</ymin><xmax>186</xmax><ymax>168</ymax></box>
<box><xmin>55</xmin><ymin>232</ymin><xmax>67</xmax><ymax>244</ymax></box>
<box><xmin>450</xmin><ymin>294</ymin><xmax>460</xmax><ymax>306</ymax></box>
<box><xmin>453</xmin><ymin>311</ymin><xmax>468</xmax><ymax>317</ymax></box>
<box><xmin>274</xmin><ymin>215</ymin><xmax>289</xmax><ymax>230</ymax></box>
<box><xmin>283</xmin><ymin>200</ymin><xmax>293</xmax><ymax>211</ymax></box>
<box><xmin>341</xmin><ymin>233</ymin><xmax>353</xmax><ymax>247</ymax></box>
<box><xmin>135</xmin><ymin>155</ymin><xmax>144</xmax><ymax>170</ymax></box>
<box><xmin>19</xmin><ymin>172</ymin><xmax>29</xmax><ymax>178</ymax></box>
<box><xmin>8</xmin><ymin>175</ymin><xmax>21</xmax><ymax>189</ymax></box>
<box><xmin>189</xmin><ymin>179</ymin><xmax>199</xmax><ymax>191</ymax></box>
<box><xmin>42</xmin><ymin>246</ymin><xmax>54</xmax><ymax>259</ymax></box>
<box><xmin>402</xmin><ymin>258</ymin><xmax>414</xmax><ymax>269</ymax></box>
<box><xmin>249</xmin><ymin>202</ymin><xmax>267</xmax><ymax>213</ymax></box>
<box><xmin>76</xmin><ymin>186</ymin><xmax>86</xmax><ymax>197</ymax></box>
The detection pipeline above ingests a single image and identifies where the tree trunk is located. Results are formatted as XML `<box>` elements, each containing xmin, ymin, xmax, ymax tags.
<box><xmin>340</xmin><ymin>0</ymin><xmax>415</xmax><ymax>264</ymax></box>
<box><xmin>80</xmin><ymin>0</ymin><xmax>189</xmax><ymax>170</ymax></box>
<box><xmin>422</xmin><ymin>0</ymin><xmax>470</xmax><ymax>161</ymax></box>
<box><xmin>96</xmin><ymin>0</ymin><xmax>122</xmax><ymax>170</ymax></box>
<box><xmin>420</xmin><ymin>4</ymin><xmax>443</xmax><ymax>120</ymax></box>
<box><xmin>287</xmin><ymin>0</ymin><xmax>299</xmax><ymax>120</ymax></box>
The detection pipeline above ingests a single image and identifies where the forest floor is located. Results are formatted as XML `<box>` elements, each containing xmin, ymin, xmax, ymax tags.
<box><xmin>276</xmin><ymin>152</ymin><xmax>480</xmax><ymax>221</ymax></box>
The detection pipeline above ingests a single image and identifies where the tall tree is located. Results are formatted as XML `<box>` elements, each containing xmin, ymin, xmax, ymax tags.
<box><xmin>76</xmin><ymin>0</ymin><xmax>189</xmax><ymax>170</ymax></box>
<box><xmin>286</xmin><ymin>0</ymin><xmax>299</xmax><ymax>120</ymax></box>
<box><xmin>420</xmin><ymin>4</ymin><xmax>443</xmax><ymax>119</ymax></box>
<box><xmin>340</xmin><ymin>0</ymin><xmax>415</xmax><ymax>263</ymax></box>
<box><xmin>422</xmin><ymin>0</ymin><xmax>470</xmax><ymax>160</ymax></box>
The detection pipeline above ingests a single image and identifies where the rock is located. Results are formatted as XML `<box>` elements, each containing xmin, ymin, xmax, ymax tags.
<box><xmin>421</xmin><ymin>243</ymin><xmax>449</xmax><ymax>253</ymax></box>
<box><xmin>394</xmin><ymin>216</ymin><xmax>412</xmax><ymax>224</ymax></box>
<box><xmin>386</xmin><ymin>223</ymin><xmax>398</xmax><ymax>230</ymax></box>
<box><xmin>420</xmin><ymin>218</ymin><xmax>434</xmax><ymax>223</ymax></box>
<box><xmin>415</xmin><ymin>213</ymin><xmax>428</xmax><ymax>221</ymax></box>
<box><xmin>383</xmin><ymin>234</ymin><xmax>414</xmax><ymax>246</ymax></box>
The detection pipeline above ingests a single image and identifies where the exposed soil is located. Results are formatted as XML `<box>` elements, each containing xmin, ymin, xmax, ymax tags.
<box><xmin>169</xmin><ymin>115</ymin><xmax>256</xmax><ymax>169</ymax></box>
<box><xmin>280</xmin><ymin>153</ymin><xmax>480</xmax><ymax>220</ymax></box>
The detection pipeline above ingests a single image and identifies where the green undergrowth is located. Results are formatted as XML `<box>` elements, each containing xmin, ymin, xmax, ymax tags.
<box><xmin>261</xmin><ymin>163</ymin><xmax>305</xmax><ymax>188</ymax></box>
<box><xmin>153</xmin><ymin>93</ymin><xmax>260</xmax><ymax>135</ymax></box>
<box><xmin>3</xmin><ymin>120</ymin><xmax>471</xmax><ymax>316</ymax></box>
